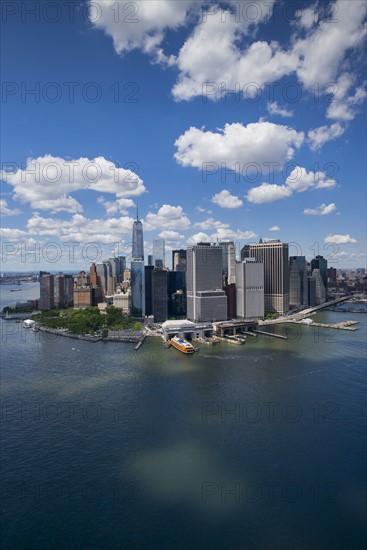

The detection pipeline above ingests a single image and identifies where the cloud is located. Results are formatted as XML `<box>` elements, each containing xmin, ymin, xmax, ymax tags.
<box><xmin>0</xmin><ymin>199</ymin><xmax>22</xmax><ymax>216</ymax></box>
<box><xmin>195</xmin><ymin>206</ymin><xmax>212</xmax><ymax>214</ymax></box>
<box><xmin>194</xmin><ymin>218</ymin><xmax>229</xmax><ymax>231</ymax></box>
<box><xmin>158</xmin><ymin>230</ymin><xmax>184</xmax><ymax>241</ymax></box>
<box><xmin>246</xmin><ymin>166</ymin><xmax>337</xmax><ymax>204</ymax></box>
<box><xmin>187</xmin><ymin>228</ymin><xmax>256</xmax><ymax>245</ymax></box>
<box><xmin>211</xmin><ymin>189</ymin><xmax>243</xmax><ymax>209</ymax></box>
<box><xmin>286</xmin><ymin>166</ymin><xmax>337</xmax><ymax>192</ymax></box>
<box><xmin>98</xmin><ymin>196</ymin><xmax>135</xmax><ymax>215</ymax></box>
<box><xmin>293</xmin><ymin>0</ymin><xmax>366</xmax><ymax>88</ymax></box>
<box><xmin>171</xmin><ymin>1</ymin><xmax>365</xmax><ymax>102</ymax></box>
<box><xmin>0</xmin><ymin>228</ymin><xmax>28</xmax><ymax>239</ymax></box>
<box><xmin>211</xmin><ymin>228</ymin><xmax>257</xmax><ymax>241</ymax></box>
<box><xmin>326</xmin><ymin>73</ymin><xmax>367</xmax><ymax>121</ymax></box>
<box><xmin>26</xmin><ymin>213</ymin><xmax>134</xmax><ymax>244</ymax></box>
<box><xmin>294</xmin><ymin>7</ymin><xmax>318</xmax><ymax>30</ymax></box>
<box><xmin>269</xmin><ymin>225</ymin><xmax>280</xmax><ymax>231</ymax></box>
<box><xmin>187</xmin><ymin>232</ymin><xmax>211</xmax><ymax>245</ymax></box>
<box><xmin>246</xmin><ymin>183</ymin><xmax>292</xmax><ymax>204</ymax></box>
<box><xmin>172</xmin><ymin>6</ymin><xmax>297</xmax><ymax>101</ymax></box>
<box><xmin>324</xmin><ymin>234</ymin><xmax>358</xmax><ymax>244</ymax></box>
<box><xmin>1</xmin><ymin>155</ymin><xmax>145</xmax><ymax>213</ymax></box>
<box><xmin>267</xmin><ymin>101</ymin><xmax>293</xmax><ymax>118</ymax></box>
<box><xmin>175</xmin><ymin>122</ymin><xmax>304</xmax><ymax>172</ymax></box>
<box><xmin>304</xmin><ymin>203</ymin><xmax>337</xmax><ymax>216</ymax></box>
<box><xmin>144</xmin><ymin>204</ymin><xmax>191</xmax><ymax>231</ymax></box>
<box><xmin>88</xmin><ymin>0</ymin><xmax>198</xmax><ymax>55</ymax></box>
<box><xmin>308</xmin><ymin>123</ymin><xmax>345</xmax><ymax>151</ymax></box>
<box><xmin>88</xmin><ymin>0</ymin><xmax>366</xmax><ymax>115</ymax></box>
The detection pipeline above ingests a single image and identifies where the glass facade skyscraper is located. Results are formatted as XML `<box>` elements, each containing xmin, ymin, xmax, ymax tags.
<box><xmin>153</xmin><ymin>238</ymin><xmax>165</xmax><ymax>268</ymax></box>
<box><xmin>132</xmin><ymin>214</ymin><xmax>144</xmax><ymax>261</ymax></box>
<box><xmin>289</xmin><ymin>256</ymin><xmax>308</xmax><ymax>308</ymax></box>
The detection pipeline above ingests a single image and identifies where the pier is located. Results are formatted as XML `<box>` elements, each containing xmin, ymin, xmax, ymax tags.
<box><xmin>134</xmin><ymin>336</ymin><xmax>146</xmax><ymax>350</ymax></box>
<box><xmin>253</xmin><ymin>330</ymin><xmax>287</xmax><ymax>340</ymax></box>
<box><xmin>294</xmin><ymin>320</ymin><xmax>359</xmax><ymax>331</ymax></box>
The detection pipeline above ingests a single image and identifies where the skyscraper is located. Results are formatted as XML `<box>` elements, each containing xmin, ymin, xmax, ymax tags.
<box><xmin>241</xmin><ymin>240</ymin><xmax>289</xmax><ymax>315</ymax></box>
<box><xmin>312</xmin><ymin>268</ymin><xmax>326</xmax><ymax>305</ymax></box>
<box><xmin>151</xmin><ymin>268</ymin><xmax>169</xmax><ymax>322</ymax></box>
<box><xmin>289</xmin><ymin>256</ymin><xmax>308</xmax><ymax>309</ymax></box>
<box><xmin>172</xmin><ymin>249</ymin><xmax>187</xmax><ymax>272</ymax></box>
<box><xmin>153</xmin><ymin>237</ymin><xmax>165</xmax><ymax>268</ymax></box>
<box><xmin>221</xmin><ymin>241</ymin><xmax>236</xmax><ymax>284</ymax></box>
<box><xmin>39</xmin><ymin>271</ymin><xmax>54</xmax><ymax>310</ymax></box>
<box><xmin>96</xmin><ymin>263</ymin><xmax>108</xmax><ymax>296</ymax></box>
<box><xmin>236</xmin><ymin>259</ymin><xmax>264</xmax><ymax>320</ymax></box>
<box><xmin>311</xmin><ymin>255</ymin><xmax>327</xmax><ymax>296</ymax></box>
<box><xmin>132</xmin><ymin>209</ymin><xmax>144</xmax><ymax>261</ymax></box>
<box><xmin>186</xmin><ymin>244</ymin><xmax>227</xmax><ymax>322</ymax></box>
<box><xmin>131</xmin><ymin>259</ymin><xmax>145</xmax><ymax>318</ymax></box>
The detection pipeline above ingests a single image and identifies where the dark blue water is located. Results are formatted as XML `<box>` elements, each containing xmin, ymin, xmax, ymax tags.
<box><xmin>1</xmin><ymin>285</ymin><xmax>366</xmax><ymax>549</ymax></box>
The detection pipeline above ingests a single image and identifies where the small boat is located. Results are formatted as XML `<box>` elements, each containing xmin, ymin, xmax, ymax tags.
<box><xmin>170</xmin><ymin>335</ymin><xmax>195</xmax><ymax>354</ymax></box>
<box><xmin>10</xmin><ymin>289</ymin><xmax>21</xmax><ymax>292</ymax></box>
<box><xmin>22</xmin><ymin>319</ymin><xmax>35</xmax><ymax>329</ymax></box>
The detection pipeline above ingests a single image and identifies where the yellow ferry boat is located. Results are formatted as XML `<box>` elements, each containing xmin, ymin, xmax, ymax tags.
<box><xmin>170</xmin><ymin>335</ymin><xmax>195</xmax><ymax>354</ymax></box>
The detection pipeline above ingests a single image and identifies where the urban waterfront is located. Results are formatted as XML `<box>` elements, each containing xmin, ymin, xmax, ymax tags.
<box><xmin>1</xmin><ymin>284</ymin><xmax>366</xmax><ymax>549</ymax></box>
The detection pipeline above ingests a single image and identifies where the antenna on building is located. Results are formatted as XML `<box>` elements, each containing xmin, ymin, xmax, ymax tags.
<box><xmin>136</xmin><ymin>205</ymin><xmax>139</xmax><ymax>221</ymax></box>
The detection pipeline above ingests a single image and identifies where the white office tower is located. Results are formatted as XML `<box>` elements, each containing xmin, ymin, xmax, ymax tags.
<box><xmin>241</xmin><ymin>240</ymin><xmax>289</xmax><ymax>316</ymax></box>
<box><xmin>236</xmin><ymin>259</ymin><xmax>264</xmax><ymax>320</ymax></box>
<box><xmin>131</xmin><ymin>260</ymin><xmax>145</xmax><ymax>318</ymax></box>
<box><xmin>221</xmin><ymin>241</ymin><xmax>236</xmax><ymax>284</ymax></box>
<box><xmin>186</xmin><ymin>244</ymin><xmax>227</xmax><ymax>322</ymax></box>
<box><xmin>153</xmin><ymin>237</ymin><xmax>165</xmax><ymax>268</ymax></box>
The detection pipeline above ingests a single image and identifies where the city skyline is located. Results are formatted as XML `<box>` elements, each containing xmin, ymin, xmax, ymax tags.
<box><xmin>1</xmin><ymin>1</ymin><xmax>366</xmax><ymax>271</ymax></box>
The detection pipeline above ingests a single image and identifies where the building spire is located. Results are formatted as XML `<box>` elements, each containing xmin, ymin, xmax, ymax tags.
<box><xmin>136</xmin><ymin>205</ymin><xmax>139</xmax><ymax>222</ymax></box>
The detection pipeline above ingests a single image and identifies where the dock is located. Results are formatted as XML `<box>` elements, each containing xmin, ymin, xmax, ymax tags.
<box><xmin>253</xmin><ymin>330</ymin><xmax>287</xmax><ymax>340</ymax></box>
<box><xmin>134</xmin><ymin>336</ymin><xmax>146</xmax><ymax>350</ymax></box>
<box><xmin>294</xmin><ymin>320</ymin><xmax>359</xmax><ymax>331</ymax></box>
<box><xmin>216</xmin><ymin>335</ymin><xmax>246</xmax><ymax>345</ymax></box>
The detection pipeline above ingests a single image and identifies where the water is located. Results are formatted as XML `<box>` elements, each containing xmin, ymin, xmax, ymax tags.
<box><xmin>1</xmin><ymin>285</ymin><xmax>366</xmax><ymax>549</ymax></box>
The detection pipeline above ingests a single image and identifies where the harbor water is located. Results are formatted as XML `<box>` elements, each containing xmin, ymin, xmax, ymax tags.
<box><xmin>1</xmin><ymin>284</ymin><xmax>366</xmax><ymax>549</ymax></box>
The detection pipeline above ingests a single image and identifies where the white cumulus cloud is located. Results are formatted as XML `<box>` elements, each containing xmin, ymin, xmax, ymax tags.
<box><xmin>1</xmin><ymin>155</ymin><xmax>145</xmax><ymax>213</ymax></box>
<box><xmin>211</xmin><ymin>190</ymin><xmax>243</xmax><ymax>209</ymax></box>
<box><xmin>158</xmin><ymin>230</ymin><xmax>184</xmax><ymax>241</ymax></box>
<box><xmin>246</xmin><ymin>166</ymin><xmax>337</xmax><ymax>204</ymax></box>
<box><xmin>308</xmin><ymin>123</ymin><xmax>345</xmax><ymax>151</ymax></box>
<box><xmin>324</xmin><ymin>234</ymin><xmax>358</xmax><ymax>244</ymax></box>
<box><xmin>293</xmin><ymin>0</ymin><xmax>366</xmax><ymax>88</ymax></box>
<box><xmin>175</xmin><ymin>122</ymin><xmax>304</xmax><ymax>173</ymax></box>
<box><xmin>267</xmin><ymin>101</ymin><xmax>294</xmax><ymax>118</ymax></box>
<box><xmin>304</xmin><ymin>203</ymin><xmax>337</xmax><ymax>216</ymax></box>
<box><xmin>0</xmin><ymin>228</ymin><xmax>28</xmax><ymax>239</ymax></box>
<box><xmin>246</xmin><ymin>183</ymin><xmax>292</xmax><ymax>204</ymax></box>
<box><xmin>172</xmin><ymin>6</ymin><xmax>296</xmax><ymax>101</ymax></box>
<box><xmin>326</xmin><ymin>73</ymin><xmax>367</xmax><ymax>121</ymax></box>
<box><xmin>194</xmin><ymin>218</ymin><xmax>229</xmax><ymax>231</ymax></box>
<box><xmin>26</xmin><ymin>213</ymin><xmax>134</xmax><ymax>244</ymax></box>
<box><xmin>187</xmin><ymin>232</ymin><xmax>211</xmax><ymax>245</ymax></box>
<box><xmin>269</xmin><ymin>225</ymin><xmax>280</xmax><ymax>231</ymax></box>
<box><xmin>0</xmin><ymin>199</ymin><xmax>22</xmax><ymax>216</ymax></box>
<box><xmin>88</xmin><ymin>0</ymin><xmax>198</xmax><ymax>55</ymax></box>
<box><xmin>144</xmin><ymin>204</ymin><xmax>191</xmax><ymax>231</ymax></box>
<box><xmin>98</xmin><ymin>196</ymin><xmax>136</xmax><ymax>216</ymax></box>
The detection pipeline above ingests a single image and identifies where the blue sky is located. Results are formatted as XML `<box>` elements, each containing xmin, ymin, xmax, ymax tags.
<box><xmin>1</xmin><ymin>0</ymin><xmax>366</xmax><ymax>271</ymax></box>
